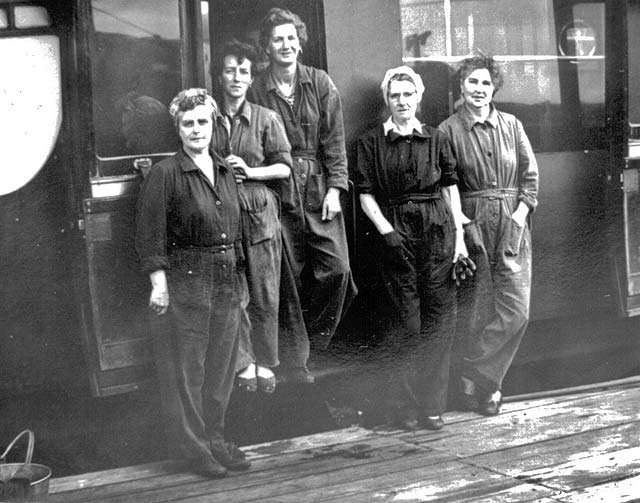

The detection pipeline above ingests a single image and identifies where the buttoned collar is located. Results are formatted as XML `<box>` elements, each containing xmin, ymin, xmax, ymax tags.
<box><xmin>176</xmin><ymin>148</ymin><xmax>227</xmax><ymax>173</ymax></box>
<box><xmin>459</xmin><ymin>103</ymin><xmax>499</xmax><ymax>131</ymax></box>
<box><xmin>218</xmin><ymin>100</ymin><xmax>251</xmax><ymax>127</ymax></box>
<box><xmin>383</xmin><ymin>116</ymin><xmax>429</xmax><ymax>140</ymax></box>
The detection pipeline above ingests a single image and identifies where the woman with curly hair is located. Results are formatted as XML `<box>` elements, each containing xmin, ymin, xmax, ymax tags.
<box><xmin>439</xmin><ymin>56</ymin><xmax>539</xmax><ymax>416</ymax></box>
<box><xmin>136</xmin><ymin>88</ymin><xmax>251</xmax><ymax>478</ymax></box>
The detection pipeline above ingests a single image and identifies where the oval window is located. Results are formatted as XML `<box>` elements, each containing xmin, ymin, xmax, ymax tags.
<box><xmin>0</xmin><ymin>34</ymin><xmax>61</xmax><ymax>195</ymax></box>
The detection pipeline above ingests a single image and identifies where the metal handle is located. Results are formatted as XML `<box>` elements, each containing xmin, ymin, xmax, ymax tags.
<box><xmin>0</xmin><ymin>430</ymin><xmax>34</xmax><ymax>465</ymax></box>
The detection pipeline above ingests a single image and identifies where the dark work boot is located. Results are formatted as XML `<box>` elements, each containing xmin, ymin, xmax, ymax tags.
<box><xmin>210</xmin><ymin>439</ymin><xmax>251</xmax><ymax>471</ymax></box>
<box><xmin>275</xmin><ymin>365</ymin><xmax>315</xmax><ymax>384</ymax></box>
<box><xmin>189</xmin><ymin>456</ymin><xmax>227</xmax><ymax>478</ymax></box>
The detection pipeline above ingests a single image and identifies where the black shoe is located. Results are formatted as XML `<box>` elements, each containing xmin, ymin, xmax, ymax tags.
<box><xmin>277</xmin><ymin>366</ymin><xmax>315</xmax><ymax>384</ymax></box>
<box><xmin>237</xmin><ymin>375</ymin><xmax>257</xmax><ymax>392</ymax></box>
<box><xmin>257</xmin><ymin>374</ymin><xmax>277</xmax><ymax>393</ymax></box>
<box><xmin>478</xmin><ymin>391</ymin><xmax>502</xmax><ymax>416</ymax></box>
<box><xmin>421</xmin><ymin>415</ymin><xmax>444</xmax><ymax>431</ymax></box>
<box><xmin>210</xmin><ymin>439</ymin><xmax>251</xmax><ymax>471</ymax></box>
<box><xmin>189</xmin><ymin>457</ymin><xmax>227</xmax><ymax>478</ymax></box>
<box><xmin>395</xmin><ymin>410</ymin><xmax>419</xmax><ymax>431</ymax></box>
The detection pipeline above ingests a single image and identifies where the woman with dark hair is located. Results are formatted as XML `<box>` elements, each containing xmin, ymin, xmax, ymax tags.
<box><xmin>439</xmin><ymin>56</ymin><xmax>539</xmax><ymax>416</ymax></box>
<box><xmin>250</xmin><ymin>8</ymin><xmax>357</xmax><ymax>384</ymax></box>
<box><xmin>136</xmin><ymin>88</ymin><xmax>251</xmax><ymax>478</ymax></box>
<box><xmin>356</xmin><ymin>66</ymin><xmax>469</xmax><ymax>430</ymax></box>
<box><xmin>210</xmin><ymin>40</ymin><xmax>292</xmax><ymax>394</ymax></box>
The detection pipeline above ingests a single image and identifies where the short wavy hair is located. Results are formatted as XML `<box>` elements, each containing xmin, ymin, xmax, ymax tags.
<box><xmin>457</xmin><ymin>55</ymin><xmax>504</xmax><ymax>95</ymax></box>
<box><xmin>168</xmin><ymin>88</ymin><xmax>217</xmax><ymax>129</ymax></box>
<box><xmin>259</xmin><ymin>7</ymin><xmax>308</xmax><ymax>50</ymax></box>
<box><xmin>215</xmin><ymin>39</ymin><xmax>257</xmax><ymax>75</ymax></box>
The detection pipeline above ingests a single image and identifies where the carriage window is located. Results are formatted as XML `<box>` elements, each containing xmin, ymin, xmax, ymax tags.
<box><xmin>400</xmin><ymin>0</ymin><xmax>606</xmax><ymax>153</ymax></box>
<box><xmin>0</xmin><ymin>8</ymin><xmax>8</xmax><ymax>29</ymax></box>
<box><xmin>90</xmin><ymin>0</ymin><xmax>181</xmax><ymax>175</ymax></box>
<box><xmin>15</xmin><ymin>5</ymin><xmax>51</xmax><ymax>28</ymax></box>
<box><xmin>0</xmin><ymin>34</ymin><xmax>61</xmax><ymax>195</ymax></box>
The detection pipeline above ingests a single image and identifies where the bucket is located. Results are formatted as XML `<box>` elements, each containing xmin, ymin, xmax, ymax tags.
<box><xmin>0</xmin><ymin>430</ymin><xmax>51</xmax><ymax>502</ymax></box>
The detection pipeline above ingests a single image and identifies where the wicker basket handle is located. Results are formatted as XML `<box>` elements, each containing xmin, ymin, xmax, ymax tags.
<box><xmin>0</xmin><ymin>430</ymin><xmax>34</xmax><ymax>465</ymax></box>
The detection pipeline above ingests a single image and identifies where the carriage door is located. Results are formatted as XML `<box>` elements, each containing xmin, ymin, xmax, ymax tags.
<box><xmin>79</xmin><ymin>0</ymin><xmax>206</xmax><ymax>396</ymax></box>
<box><xmin>610</xmin><ymin>0</ymin><xmax>640</xmax><ymax>316</ymax></box>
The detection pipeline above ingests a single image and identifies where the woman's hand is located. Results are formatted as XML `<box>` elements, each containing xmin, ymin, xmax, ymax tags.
<box><xmin>149</xmin><ymin>270</ymin><xmax>169</xmax><ymax>315</ymax></box>
<box><xmin>322</xmin><ymin>187</ymin><xmax>342</xmax><ymax>221</ymax></box>
<box><xmin>454</xmin><ymin>229</ymin><xmax>469</xmax><ymax>261</ymax></box>
<box><xmin>511</xmin><ymin>203</ymin><xmax>529</xmax><ymax>227</ymax></box>
<box><xmin>225</xmin><ymin>155</ymin><xmax>252</xmax><ymax>183</ymax></box>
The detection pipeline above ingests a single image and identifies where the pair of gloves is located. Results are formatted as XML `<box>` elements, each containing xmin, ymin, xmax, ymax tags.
<box><xmin>452</xmin><ymin>254</ymin><xmax>476</xmax><ymax>286</ymax></box>
<box><xmin>382</xmin><ymin>231</ymin><xmax>476</xmax><ymax>286</ymax></box>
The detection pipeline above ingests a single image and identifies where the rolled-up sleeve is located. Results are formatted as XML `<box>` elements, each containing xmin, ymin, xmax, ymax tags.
<box><xmin>515</xmin><ymin>119</ymin><xmax>539</xmax><ymax>212</ymax></box>
<box><xmin>436</xmin><ymin>131</ymin><xmax>458</xmax><ymax>187</ymax></box>
<box><xmin>135</xmin><ymin>165</ymin><xmax>171</xmax><ymax>274</ymax></box>
<box><xmin>318</xmin><ymin>73</ymin><xmax>348</xmax><ymax>192</ymax></box>
<box><xmin>355</xmin><ymin>134</ymin><xmax>375</xmax><ymax>195</ymax></box>
<box><xmin>263</xmin><ymin>112</ymin><xmax>293</xmax><ymax>168</ymax></box>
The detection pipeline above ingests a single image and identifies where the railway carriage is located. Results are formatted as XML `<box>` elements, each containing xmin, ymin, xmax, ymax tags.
<box><xmin>1</xmin><ymin>0</ymin><xmax>639</xmax><ymax>398</ymax></box>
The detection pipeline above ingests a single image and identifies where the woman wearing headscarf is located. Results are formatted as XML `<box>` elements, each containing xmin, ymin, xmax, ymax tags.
<box><xmin>356</xmin><ymin>66</ymin><xmax>470</xmax><ymax>430</ymax></box>
<box><xmin>439</xmin><ymin>56</ymin><xmax>538</xmax><ymax>416</ymax></box>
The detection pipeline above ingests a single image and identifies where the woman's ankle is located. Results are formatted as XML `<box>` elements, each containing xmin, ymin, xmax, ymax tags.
<box><xmin>238</xmin><ymin>363</ymin><xmax>256</xmax><ymax>378</ymax></box>
<box><xmin>256</xmin><ymin>364</ymin><xmax>274</xmax><ymax>378</ymax></box>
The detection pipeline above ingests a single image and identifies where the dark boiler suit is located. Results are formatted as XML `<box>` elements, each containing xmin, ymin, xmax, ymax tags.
<box><xmin>211</xmin><ymin>101</ymin><xmax>292</xmax><ymax>368</ymax></box>
<box><xmin>136</xmin><ymin>149</ymin><xmax>247</xmax><ymax>462</ymax></box>
<box><xmin>356</xmin><ymin>123</ymin><xmax>458</xmax><ymax>417</ymax></box>
<box><xmin>250</xmin><ymin>63</ymin><xmax>357</xmax><ymax>365</ymax></box>
<box><xmin>439</xmin><ymin>105</ymin><xmax>538</xmax><ymax>393</ymax></box>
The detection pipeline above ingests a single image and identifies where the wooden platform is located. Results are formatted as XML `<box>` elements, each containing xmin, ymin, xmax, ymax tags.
<box><xmin>49</xmin><ymin>382</ymin><xmax>640</xmax><ymax>502</ymax></box>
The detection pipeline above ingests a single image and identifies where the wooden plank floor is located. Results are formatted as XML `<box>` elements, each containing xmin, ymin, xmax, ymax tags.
<box><xmin>49</xmin><ymin>382</ymin><xmax>640</xmax><ymax>502</ymax></box>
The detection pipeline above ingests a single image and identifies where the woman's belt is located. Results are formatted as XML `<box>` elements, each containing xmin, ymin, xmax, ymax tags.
<box><xmin>291</xmin><ymin>149</ymin><xmax>318</xmax><ymax>161</ymax></box>
<box><xmin>461</xmin><ymin>188</ymin><xmax>519</xmax><ymax>199</ymax></box>
<box><xmin>172</xmin><ymin>242</ymin><xmax>240</xmax><ymax>254</ymax></box>
<box><xmin>386</xmin><ymin>193</ymin><xmax>441</xmax><ymax>207</ymax></box>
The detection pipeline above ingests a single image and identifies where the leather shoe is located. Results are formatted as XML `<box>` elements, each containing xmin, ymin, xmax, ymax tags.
<box><xmin>257</xmin><ymin>375</ymin><xmax>276</xmax><ymax>393</ymax></box>
<box><xmin>421</xmin><ymin>415</ymin><xmax>444</xmax><ymax>431</ymax></box>
<box><xmin>210</xmin><ymin>439</ymin><xmax>251</xmax><ymax>471</ymax></box>
<box><xmin>189</xmin><ymin>457</ymin><xmax>227</xmax><ymax>478</ymax></box>
<box><xmin>395</xmin><ymin>410</ymin><xmax>419</xmax><ymax>431</ymax></box>
<box><xmin>478</xmin><ymin>391</ymin><xmax>502</xmax><ymax>416</ymax></box>
<box><xmin>237</xmin><ymin>375</ymin><xmax>257</xmax><ymax>392</ymax></box>
<box><xmin>277</xmin><ymin>366</ymin><xmax>315</xmax><ymax>384</ymax></box>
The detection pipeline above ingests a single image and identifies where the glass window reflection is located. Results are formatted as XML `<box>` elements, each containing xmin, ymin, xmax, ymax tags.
<box><xmin>91</xmin><ymin>0</ymin><xmax>181</xmax><ymax>167</ymax></box>
<box><xmin>400</xmin><ymin>0</ymin><xmax>606</xmax><ymax>152</ymax></box>
<box><xmin>0</xmin><ymin>8</ymin><xmax>8</xmax><ymax>29</ymax></box>
<box><xmin>15</xmin><ymin>6</ymin><xmax>51</xmax><ymax>28</ymax></box>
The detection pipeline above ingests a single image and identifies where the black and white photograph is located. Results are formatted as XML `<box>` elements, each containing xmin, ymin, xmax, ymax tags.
<box><xmin>1</xmin><ymin>1</ymin><xmax>639</xmax><ymax>501</ymax></box>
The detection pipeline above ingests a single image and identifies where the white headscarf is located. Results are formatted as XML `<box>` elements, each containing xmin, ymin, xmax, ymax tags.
<box><xmin>380</xmin><ymin>65</ymin><xmax>425</xmax><ymax>106</ymax></box>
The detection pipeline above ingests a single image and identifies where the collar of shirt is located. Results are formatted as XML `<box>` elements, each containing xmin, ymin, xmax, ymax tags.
<box><xmin>460</xmin><ymin>103</ymin><xmax>499</xmax><ymax>131</ymax></box>
<box><xmin>383</xmin><ymin>116</ymin><xmax>428</xmax><ymax>139</ymax></box>
<box><xmin>218</xmin><ymin>100</ymin><xmax>252</xmax><ymax>132</ymax></box>
<box><xmin>176</xmin><ymin>148</ymin><xmax>227</xmax><ymax>174</ymax></box>
<box><xmin>265</xmin><ymin>62</ymin><xmax>313</xmax><ymax>93</ymax></box>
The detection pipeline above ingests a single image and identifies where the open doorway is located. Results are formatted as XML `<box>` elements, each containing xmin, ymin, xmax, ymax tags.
<box><xmin>202</xmin><ymin>0</ymin><xmax>326</xmax><ymax>94</ymax></box>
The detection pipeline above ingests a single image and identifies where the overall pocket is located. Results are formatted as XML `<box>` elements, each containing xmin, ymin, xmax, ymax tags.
<box><xmin>239</xmin><ymin>186</ymin><xmax>275</xmax><ymax>245</ymax></box>
<box><xmin>502</xmin><ymin>217</ymin><xmax>525</xmax><ymax>257</ymax></box>
<box><xmin>305</xmin><ymin>173</ymin><xmax>327</xmax><ymax>213</ymax></box>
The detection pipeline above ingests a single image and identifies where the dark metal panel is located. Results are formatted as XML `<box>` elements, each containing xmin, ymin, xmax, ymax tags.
<box><xmin>83</xmin><ymin>195</ymin><xmax>153</xmax><ymax>377</ymax></box>
<box><xmin>530</xmin><ymin>151</ymin><xmax>611</xmax><ymax>319</ymax></box>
